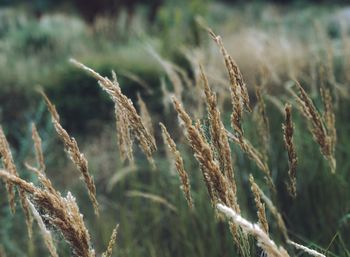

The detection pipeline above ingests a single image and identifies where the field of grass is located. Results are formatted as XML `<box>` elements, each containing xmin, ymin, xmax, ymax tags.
<box><xmin>0</xmin><ymin>1</ymin><xmax>349</xmax><ymax>257</ymax></box>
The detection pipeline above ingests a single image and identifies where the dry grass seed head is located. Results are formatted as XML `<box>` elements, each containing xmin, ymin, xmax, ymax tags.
<box><xmin>172</xmin><ymin>97</ymin><xmax>252</xmax><ymax>254</ymax></box>
<box><xmin>200</xmin><ymin>65</ymin><xmax>239</xmax><ymax>208</ymax></box>
<box><xmin>0</xmin><ymin>126</ymin><xmax>17</xmax><ymax>213</ymax></box>
<box><xmin>249</xmin><ymin>175</ymin><xmax>269</xmax><ymax>234</ymax></box>
<box><xmin>28</xmin><ymin>200</ymin><xmax>58</xmax><ymax>257</ymax></box>
<box><xmin>31</xmin><ymin>123</ymin><xmax>46</xmax><ymax>172</ymax></box>
<box><xmin>172</xmin><ymin>97</ymin><xmax>230</xmax><ymax>207</ymax></box>
<box><xmin>253</xmin><ymin>182</ymin><xmax>288</xmax><ymax>241</ymax></box>
<box><xmin>160</xmin><ymin>122</ymin><xmax>194</xmax><ymax>209</ymax></box>
<box><xmin>0</xmin><ymin>169</ymin><xmax>95</xmax><ymax>257</ymax></box>
<box><xmin>39</xmin><ymin>90</ymin><xmax>99</xmax><ymax>216</ymax></box>
<box><xmin>291</xmin><ymin>81</ymin><xmax>336</xmax><ymax>173</ymax></box>
<box><xmin>226</xmin><ymin>130</ymin><xmax>275</xmax><ymax>193</ymax></box>
<box><xmin>254</xmin><ymin>87</ymin><xmax>270</xmax><ymax>161</ymax></box>
<box><xmin>282</xmin><ymin>104</ymin><xmax>298</xmax><ymax>198</ymax></box>
<box><xmin>320</xmin><ymin>88</ymin><xmax>336</xmax><ymax>158</ymax></box>
<box><xmin>137</xmin><ymin>92</ymin><xmax>155</xmax><ymax>140</ymax></box>
<box><xmin>0</xmin><ymin>127</ymin><xmax>33</xmax><ymax>238</ymax></box>
<box><xmin>70</xmin><ymin>59</ymin><xmax>157</xmax><ymax>165</ymax></box>
<box><xmin>102</xmin><ymin>224</ymin><xmax>119</xmax><ymax>257</ymax></box>
<box><xmin>115</xmin><ymin>104</ymin><xmax>134</xmax><ymax>164</ymax></box>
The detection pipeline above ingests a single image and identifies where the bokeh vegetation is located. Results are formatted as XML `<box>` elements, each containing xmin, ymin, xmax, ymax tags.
<box><xmin>0</xmin><ymin>0</ymin><xmax>349</xmax><ymax>256</ymax></box>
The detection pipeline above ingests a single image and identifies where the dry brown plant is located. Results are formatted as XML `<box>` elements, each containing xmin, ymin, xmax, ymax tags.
<box><xmin>226</xmin><ymin>130</ymin><xmax>275</xmax><ymax>192</ymax></box>
<box><xmin>102</xmin><ymin>225</ymin><xmax>119</xmax><ymax>257</ymax></box>
<box><xmin>204</xmin><ymin>29</ymin><xmax>274</xmax><ymax>192</ymax></box>
<box><xmin>249</xmin><ymin>175</ymin><xmax>269</xmax><ymax>234</ymax></box>
<box><xmin>160</xmin><ymin>122</ymin><xmax>194</xmax><ymax>209</ymax></box>
<box><xmin>0</xmin><ymin>127</ymin><xmax>33</xmax><ymax>238</ymax></box>
<box><xmin>290</xmin><ymin>82</ymin><xmax>336</xmax><ymax>173</ymax></box>
<box><xmin>40</xmin><ymin>90</ymin><xmax>99</xmax><ymax>215</ymax></box>
<box><xmin>70</xmin><ymin>59</ymin><xmax>157</xmax><ymax>166</ymax></box>
<box><xmin>201</xmin><ymin>65</ymin><xmax>236</xmax><ymax>194</ymax></box>
<box><xmin>126</xmin><ymin>190</ymin><xmax>177</xmax><ymax>213</ymax></box>
<box><xmin>172</xmin><ymin>97</ymin><xmax>252</xmax><ymax>256</ymax></box>
<box><xmin>28</xmin><ymin>200</ymin><xmax>59</xmax><ymax>257</ymax></box>
<box><xmin>253</xmin><ymin>181</ymin><xmax>288</xmax><ymax>241</ymax></box>
<box><xmin>282</xmin><ymin>104</ymin><xmax>298</xmax><ymax>198</ymax></box>
<box><xmin>0</xmin><ymin>169</ymin><xmax>96</xmax><ymax>257</ymax></box>
<box><xmin>137</xmin><ymin>93</ymin><xmax>155</xmax><ymax>142</ymax></box>
<box><xmin>254</xmin><ymin>87</ymin><xmax>270</xmax><ymax>161</ymax></box>
<box><xmin>208</xmin><ymin>29</ymin><xmax>251</xmax><ymax>137</ymax></box>
<box><xmin>115</xmin><ymin>104</ymin><xmax>134</xmax><ymax>163</ymax></box>
<box><xmin>31</xmin><ymin>123</ymin><xmax>46</xmax><ymax>172</ymax></box>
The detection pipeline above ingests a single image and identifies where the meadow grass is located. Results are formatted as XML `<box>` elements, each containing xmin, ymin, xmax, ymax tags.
<box><xmin>0</xmin><ymin>2</ymin><xmax>350</xmax><ymax>257</ymax></box>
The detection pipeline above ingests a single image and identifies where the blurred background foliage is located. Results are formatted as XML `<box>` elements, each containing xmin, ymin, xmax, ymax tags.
<box><xmin>0</xmin><ymin>0</ymin><xmax>350</xmax><ymax>256</ymax></box>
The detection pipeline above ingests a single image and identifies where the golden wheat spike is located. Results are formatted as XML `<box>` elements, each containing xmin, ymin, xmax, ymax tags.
<box><xmin>39</xmin><ymin>90</ymin><xmax>99</xmax><ymax>216</ymax></box>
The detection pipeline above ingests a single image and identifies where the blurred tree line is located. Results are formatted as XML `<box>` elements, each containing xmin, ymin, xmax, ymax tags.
<box><xmin>1</xmin><ymin>0</ymin><xmax>348</xmax><ymax>25</ymax></box>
